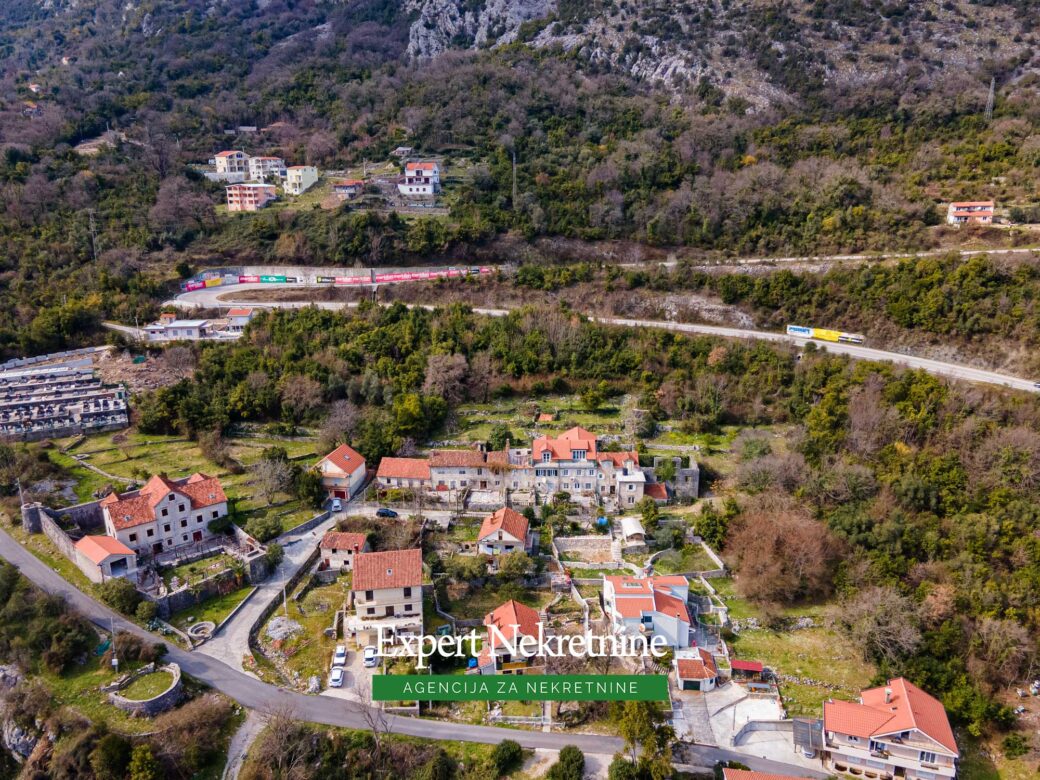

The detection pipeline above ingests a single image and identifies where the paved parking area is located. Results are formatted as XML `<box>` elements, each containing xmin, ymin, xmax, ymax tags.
<box><xmin>320</xmin><ymin>644</ymin><xmax>374</xmax><ymax>702</ymax></box>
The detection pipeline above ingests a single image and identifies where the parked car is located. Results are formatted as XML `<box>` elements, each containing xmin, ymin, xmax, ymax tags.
<box><xmin>375</xmin><ymin>507</ymin><xmax>398</xmax><ymax>519</ymax></box>
<box><xmin>332</xmin><ymin>645</ymin><xmax>347</xmax><ymax>667</ymax></box>
<box><xmin>363</xmin><ymin>646</ymin><xmax>379</xmax><ymax>667</ymax></box>
<box><xmin>329</xmin><ymin>667</ymin><xmax>345</xmax><ymax>688</ymax></box>
<box><xmin>331</xmin><ymin>498</ymin><xmax>343</xmax><ymax>512</ymax></box>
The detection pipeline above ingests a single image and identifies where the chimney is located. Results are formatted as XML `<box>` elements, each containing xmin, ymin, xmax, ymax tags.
<box><xmin>884</xmin><ymin>687</ymin><xmax>892</xmax><ymax>704</ymax></box>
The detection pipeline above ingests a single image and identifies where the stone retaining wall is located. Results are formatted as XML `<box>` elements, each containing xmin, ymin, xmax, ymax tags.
<box><xmin>108</xmin><ymin>662</ymin><xmax>182</xmax><ymax>717</ymax></box>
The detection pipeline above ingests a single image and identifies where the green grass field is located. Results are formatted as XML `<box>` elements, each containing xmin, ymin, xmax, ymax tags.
<box><xmin>169</xmin><ymin>585</ymin><xmax>255</xmax><ymax>633</ymax></box>
<box><xmin>119</xmin><ymin>670</ymin><xmax>174</xmax><ymax>700</ymax></box>
<box><xmin>441</xmin><ymin>584</ymin><xmax>553</xmax><ymax>622</ymax></box>
<box><xmin>259</xmin><ymin>578</ymin><xmax>349</xmax><ymax>686</ymax></box>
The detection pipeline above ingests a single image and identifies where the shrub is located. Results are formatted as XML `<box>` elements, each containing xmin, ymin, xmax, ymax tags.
<box><xmin>265</xmin><ymin>543</ymin><xmax>284</xmax><ymax>568</ymax></box>
<box><xmin>547</xmin><ymin>746</ymin><xmax>584</xmax><ymax>780</ymax></box>
<box><xmin>1002</xmin><ymin>732</ymin><xmax>1028</xmax><ymax>758</ymax></box>
<box><xmin>135</xmin><ymin>601</ymin><xmax>158</xmax><ymax>622</ymax></box>
<box><xmin>492</xmin><ymin>739</ymin><xmax>523</xmax><ymax>773</ymax></box>
<box><xmin>90</xmin><ymin>733</ymin><xmax>132</xmax><ymax>780</ymax></box>
<box><xmin>97</xmin><ymin>578</ymin><xmax>141</xmax><ymax>615</ymax></box>
<box><xmin>608</xmin><ymin>756</ymin><xmax>639</xmax><ymax>780</ymax></box>
<box><xmin>245</xmin><ymin>514</ymin><xmax>283</xmax><ymax>542</ymax></box>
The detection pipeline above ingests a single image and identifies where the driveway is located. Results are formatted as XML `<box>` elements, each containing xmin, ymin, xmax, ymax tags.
<box><xmin>198</xmin><ymin>514</ymin><xmax>339</xmax><ymax>672</ymax></box>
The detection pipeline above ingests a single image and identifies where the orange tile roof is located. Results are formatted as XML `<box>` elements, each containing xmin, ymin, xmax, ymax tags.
<box><xmin>537</xmin><ymin>413</ymin><xmax>554</xmax><ymax>422</ymax></box>
<box><xmin>485</xmin><ymin>450</ymin><xmax>510</xmax><ymax>467</ymax></box>
<box><xmin>430</xmin><ymin>449</ymin><xmax>487</xmax><ymax>468</ymax></box>
<box><xmin>405</xmin><ymin>161</ymin><xmax>438</xmax><ymax>172</ymax></box>
<box><xmin>949</xmin><ymin>200</ymin><xmax>994</xmax><ymax>207</ymax></box>
<box><xmin>478</xmin><ymin>507</ymin><xmax>529</xmax><ymax>543</ymax></box>
<box><xmin>335</xmin><ymin>179</ymin><xmax>365</xmax><ymax>186</ymax></box>
<box><xmin>377</xmin><ymin>457</ymin><xmax>431</xmax><ymax>481</ymax></box>
<box><xmin>319</xmin><ymin>531</ymin><xmax>367</xmax><ymax>551</ymax></box>
<box><xmin>215</xmin><ymin>150</ymin><xmax>244</xmax><ymax>157</ymax></box>
<box><xmin>319</xmin><ymin>443</ymin><xmax>366</xmax><ymax>476</ymax></box>
<box><xmin>606</xmin><ymin>575</ymin><xmax>690</xmax><ymax>622</ymax></box>
<box><xmin>596</xmin><ymin>450</ymin><xmax>639</xmax><ymax>467</ymax></box>
<box><xmin>723</xmin><ymin>770</ymin><xmax>815</xmax><ymax>780</ymax></box>
<box><xmin>824</xmin><ymin>677</ymin><xmax>958</xmax><ymax>755</ymax></box>
<box><xmin>74</xmin><ymin>535</ymin><xmax>135</xmax><ymax>565</ymax></box>
<box><xmin>645</xmin><ymin>482</ymin><xmax>668</xmax><ymax>500</ymax></box>
<box><xmin>352</xmin><ymin>548</ymin><xmax>422</xmax><ymax>592</ymax></box>
<box><xmin>532</xmin><ymin>426</ymin><xmax>598</xmax><ymax>461</ymax></box>
<box><xmin>104</xmin><ymin>473</ymin><xmax>226</xmax><ymax>530</ymax></box>
<box><xmin>485</xmin><ymin>599</ymin><xmax>542</xmax><ymax>651</ymax></box>
<box><xmin>653</xmin><ymin>589</ymin><xmax>691</xmax><ymax>623</ymax></box>
<box><xmin>676</xmin><ymin>648</ymin><xmax>717</xmax><ymax>680</ymax></box>
<box><xmin>226</xmin><ymin>307</ymin><xmax>253</xmax><ymax>317</ymax></box>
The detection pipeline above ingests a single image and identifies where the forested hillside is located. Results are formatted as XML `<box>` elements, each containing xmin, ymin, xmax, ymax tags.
<box><xmin>0</xmin><ymin>0</ymin><xmax>1038</xmax><ymax>358</ymax></box>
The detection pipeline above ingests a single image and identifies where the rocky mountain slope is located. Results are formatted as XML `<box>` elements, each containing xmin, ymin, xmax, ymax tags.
<box><xmin>403</xmin><ymin>0</ymin><xmax>1040</xmax><ymax>108</ymax></box>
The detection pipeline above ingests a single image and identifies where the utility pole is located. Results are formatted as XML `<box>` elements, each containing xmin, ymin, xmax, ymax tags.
<box><xmin>985</xmin><ymin>77</ymin><xmax>995</xmax><ymax>122</ymax></box>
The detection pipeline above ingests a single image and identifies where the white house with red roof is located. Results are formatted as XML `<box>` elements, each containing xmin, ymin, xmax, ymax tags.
<box><xmin>100</xmin><ymin>473</ymin><xmax>227</xmax><ymax>557</ymax></box>
<box><xmin>73</xmin><ymin>535</ymin><xmax>138</xmax><ymax>583</ymax></box>
<box><xmin>477</xmin><ymin>507</ymin><xmax>531</xmax><ymax>556</ymax></box>
<box><xmin>333</xmin><ymin>179</ymin><xmax>365</xmax><ymax>199</ymax></box>
<box><xmin>602</xmin><ymin>574</ymin><xmax>692</xmax><ymax>648</ymax></box>
<box><xmin>348</xmin><ymin>548</ymin><xmax>424</xmax><ymax>645</ymax></box>
<box><xmin>946</xmin><ymin>200</ymin><xmax>994</xmax><ymax>225</ymax></box>
<box><xmin>319</xmin><ymin>531</ymin><xmax>369</xmax><ymax>571</ymax></box>
<box><xmin>674</xmin><ymin>647</ymin><xmax>719</xmax><ymax>691</ymax></box>
<box><xmin>376</xmin><ymin>457</ymin><xmax>431</xmax><ymax>490</ymax></box>
<box><xmin>316</xmin><ymin>443</ymin><xmax>367</xmax><ymax>500</ymax></box>
<box><xmin>213</xmin><ymin>150</ymin><xmax>249</xmax><ymax>181</ymax></box>
<box><xmin>823</xmin><ymin>677</ymin><xmax>958</xmax><ymax>780</ymax></box>
<box><xmin>225</xmin><ymin>307</ymin><xmax>255</xmax><ymax>333</ymax></box>
<box><xmin>506</xmin><ymin>426</ymin><xmax>646</xmax><ymax>507</ymax></box>
<box><xmin>477</xmin><ymin>599</ymin><xmax>544</xmax><ymax>674</ymax></box>
<box><xmin>398</xmin><ymin>161</ymin><xmax>440</xmax><ymax>197</ymax></box>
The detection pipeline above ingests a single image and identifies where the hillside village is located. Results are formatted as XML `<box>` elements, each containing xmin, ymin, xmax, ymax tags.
<box><xmin>4</xmin><ymin>348</ymin><xmax>966</xmax><ymax>780</ymax></box>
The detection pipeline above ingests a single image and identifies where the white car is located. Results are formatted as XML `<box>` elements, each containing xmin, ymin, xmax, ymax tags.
<box><xmin>331</xmin><ymin>498</ymin><xmax>343</xmax><ymax>512</ymax></box>
<box><xmin>328</xmin><ymin>667</ymin><xmax>345</xmax><ymax>688</ymax></box>
<box><xmin>332</xmin><ymin>645</ymin><xmax>347</xmax><ymax>667</ymax></box>
<box><xmin>363</xmin><ymin>645</ymin><xmax>379</xmax><ymax>668</ymax></box>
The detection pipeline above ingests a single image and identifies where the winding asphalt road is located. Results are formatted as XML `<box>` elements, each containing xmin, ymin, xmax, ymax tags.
<box><xmin>168</xmin><ymin>282</ymin><xmax>1040</xmax><ymax>394</ymax></box>
<box><xmin>0</xmin><ymin>526</ymin><xmax>827</xmax><ymax>776</ymax></box>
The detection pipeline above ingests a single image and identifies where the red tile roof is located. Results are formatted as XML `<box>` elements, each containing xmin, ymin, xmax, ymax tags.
<box><xmin>335</xmin><ymin>179</ymin><xmax>365</xmax><ymax>186</ymax></box>
<box><xmin>824</xmin><ymin>677</ymin><xmax>958</xmax><ymax>756</ymax></box>
<box><xmin>74</xmin><ymin>535</ymin><xmax>135</xmax><ymax>564</ymax></box>
<box><xmin>485</xmin><ymin>599</ymin><xmax>542</xmax><ymax>651</ymax></box>
<box><xmin>377</xmin><ymin>457</ymin><xmax>431</xmax><ymax>481</ymax></box>
<box><xmin>723</xmin><ymin>770</ymin><xmax>815</xmax><ymax>780</ymax></box>
<box><xmin>319</xmin><ymin>531</ymin><xmax>367</xmax><ymax>551</ymax></box>
<box><xmin>606</xmin><ymin>575</ymin><xmax>691</xmax><ymax>622</ymax></box>
<box><xmin>653</xmin><ymin>589</ymin><xmax>691</xmax><ymax>623</ymax></box>
<box><xmin>319</xmin><ymin>443</ymin><xmax>366</xmax><ymax>476</ymax></box>
<box><xmin>478</xmin><ymin>507</ymin><xmax>529</xmax><ymax>543</ymax></box>
<box><xmin>352</xmin><ymin>548</ymin><xmax>422</xmax><ymax>592</ymax></box>
<box><xmin>596</xmin><ymin>450</ymin><xmax>639</xmax><ymax>467</ymax></box>
<box><xmin>226</xmin><ymin>307</ymin><xmax>253</xmax><ymax>317</ymax></box>
<box><xmin>676</xmin><ymin>648</ymin><xmax>717</xmax><ymax>680</ymax></box>
<box><xmin>645</xmin><ymin>482</ymin><xmax>668</xmax><ymax>500</ymax></box>
<box><xmin>731</xmin><ymin>659</ymin><xmax>764</xmax><ymax>673</ymax></box>
<box><xmin>532</xmin><ymin>426</ymin><xmax>598</xmax><ymax>461</ymax></box>
<box><xmin>405</xmin><ymin>161</ymin><xmax>438</xmax><ymax>172</ymax></box>
<box><xmin>949</xmin><ymin>200</ymin><xmax>994</xmax><ymax>207</ymax></box>
<box><xmin>216</xmin><ymin>150</ymin><xmax>244</xmax><ymax>157</ymax></box>
<box><xmin>103</xmin><ymin>473</ymin><xmax>226</xmax><ymax>531</ymax></box>
<box><xmin>429</xmin><ymin>449</ymin><xmax>487</xmax><ymax>468</ymax></box>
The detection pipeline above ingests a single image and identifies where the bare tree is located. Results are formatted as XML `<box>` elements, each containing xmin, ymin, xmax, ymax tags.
<box><xmin>318</xmin><ymin>399</ymin><xmax>361</xmax><ymax>451</ymax></box>
<box><xmin>279</xmin><ymin>375</ymin><xmax>324</xmax><ymax>422</ymax></box>
<box><xmin>350</xmin><ymin>677</ymin><xmax>394</xmax><ymax>767</ymax></box>
<box><xmin>466</xmin><ymin>351</ymin><xmax>495</xmax><ymax>403</ymax></box>
<box><xmin>253</xmin><ymin>458</ymin><xmax>294</xmax><ymax>503</ymax></box>
<box><xmin>246</xmin><ymin>702</ymin><xmax>313</xmax><ymax>780</ymax></box>
<box><xmin>969</xmin><ymin>617</ymin><xmax>1034</xmax><ymax>690</ymax></box>
<box><xmin>834</xmin><ymin>585</ymin><xmax>922</xmax><ymax>664</ymax></box>
<box><xmin>422</xmin><ymin>353</ymin><xmax>468</xmax><ymax>405</ymax></box>
<box><xmin>163</xmin><ymin>345</ymin><xmax>196</xmax><ymax>376</ymax></box>
<box><xmin>847</xmin><ymin>375</ymin><xmax>900</xmax><ymax>455</ymax></box>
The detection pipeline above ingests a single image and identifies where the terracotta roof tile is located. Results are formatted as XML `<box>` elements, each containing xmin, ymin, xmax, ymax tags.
<box><xmin>74</xmin><ymin>535</ymin><xmax>135</xmax><ymax>565</ymax></box>
<box><xmin>319</xmin><ymin>444</ymin><xmax>366</xmax><ymax>476</ymax></box>
<box><xmin>723</xmin><ymin>770</ymin><xmax>815</xmax><ymax>780</ymax></box>
<box><xmin>478</xmin><ymin>507</ymin><xmax>529</xmax><ymax>543</ymax></box>
<box><xmin>676</xmin><ymin>649</ymin><xmax>717</xmax><ymax>680</ymax></box>
<box><xmin>645</xmin><ymin>482</ymin><xmax>668</xmax><ymax>500</ymax></box>
<box><xmin>320</xmin><ymin>532</ymin><xmax>367</xmax><ymax>551</ymax></box>
<box><xmin>485</xmin><ymin>599</ymin><xmax>542</xmax><ymax>650</ymax></box>
<box><xmin>429</xmin><ymin>449</ymin><xmax>487</xmax><ymax>468</ymax></box>
<box><xmin>352</xmin><ymin>549</ymin><xmax>422</xmax><ymax>592</ymax></box>
<box><xmin>104</xmin><ymin>473</ymin><xmax>226</xmax><ymax>531</ymax></box>
<box><xmin>377</xmin><ymin>457</ymin><xmax>431</xmax><ymax>481</ymax></box>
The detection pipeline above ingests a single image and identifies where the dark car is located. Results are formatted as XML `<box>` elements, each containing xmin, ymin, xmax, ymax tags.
<box><xmin>376</xmin><ymin>508</ymin><xmax>399</xmax><ymax>519</ymax></box>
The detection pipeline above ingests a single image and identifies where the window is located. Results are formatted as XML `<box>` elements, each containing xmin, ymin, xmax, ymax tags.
<box><xmin>920</xmin><ymin>751</ymin><xmax>937</xmax><ymax>765</ymax></box>
<box><xmin>146</xmin><ymin>529</ymin><xmax>154</xmax><ymax>537</ymax></box>
<box><xmin>847</xmin><ymin>736</ymin><xmax>860</xmax><ymax>744</ymax></box>
<box><xmin>404</xmin><ymin>587</ymin><xmax>412</xmax><ymax>598</ymax></box>
<box><xmin>366</xmin><ymin>607</ymin><xmax>374</xmax><ymax>615</ymax></box>
<box><xmin>178</xmin><ymin>504</ymin><xmax>185</xmax><ymax>512</ymax></box>
<box><xmin>163</xmin><ymin>524</ymin><xmax>171</xmax><ymax>533</ymax></box>
<box><xmin>541</xmin><ymin>452</ymin><xmax>551</xmax><ymax>462</ymax></box>
<box><xmin>129</xmin><ymin>533</ymin><xmax>137</xmax><ymax>542</ymax></box>
<box><xmin>161</xmin><ymin>508</ymin><xmax>168</xmax><ymax>517</ymax></box>
<box><xmin>404</xmin><ymin>603</ymin><xmax>413</xmax><ymax>611</ymax></box>
<box><xmin>197</xmin><ymin>516</ymin><xmax>203</xmax><ymax>524</ymax></box>
<box><xmin>211</xmin><ymin>510</ymin><xmax>218</xmax><ymax>518</ymax></box>
<box><xmin>365</xmin><ymin>590</ymin><xmax>373</xmax><ymax>600</ymax></box>
<box><xmin>182</xmin><ymin>535</ymin><xmax>188</xmax><ymax>541</ymax></box>
<box><xmin>180</xmin><ymin>520</ymin><xmax>187</xmax><ymax>528</ymax></box>
<box><xmin>869</xmin><ymin>740</ymin><xmax>885</xmax><ymax>753</ymax></box>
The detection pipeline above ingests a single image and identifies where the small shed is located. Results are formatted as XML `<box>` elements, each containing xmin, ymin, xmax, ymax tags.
<box><xmin>674</xmin><ymin>649</ymin><xmax>719</xmax><ymax>692</ymax></box>
<box><xmin>620</xmin><ymin>516</ymin><xmax>646</xmax><ymax>543</ymax></box>
<box><xmin>731</xmin><ymin>659</ymin><xmax>764</xmax><ymax>681</ymax></box>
